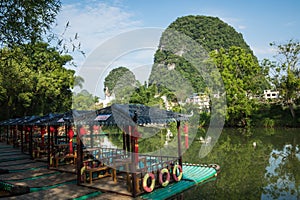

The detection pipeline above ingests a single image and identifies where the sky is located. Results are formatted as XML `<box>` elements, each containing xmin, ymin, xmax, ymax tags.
<box><xmin>55</xmin><ymin>0</ymin><xmax>300</xmax><ymax>97</ymax></box>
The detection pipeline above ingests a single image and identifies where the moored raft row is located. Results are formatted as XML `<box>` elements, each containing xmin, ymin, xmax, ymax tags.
<box><xmin>0</xmin><ymin>104</ymin><xmax>221</xmax><ymax>199</ymax></box>
<box><xmin>0</xmin><ymin>140</ymin><xmax>220</xmax><ymax>199</ymax></box>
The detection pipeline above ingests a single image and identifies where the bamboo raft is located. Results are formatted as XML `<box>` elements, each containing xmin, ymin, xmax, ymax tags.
<box><xmin>0</xmin><ymin>140</ymin><xmax>220</xmax><ymax>200</ymax></box>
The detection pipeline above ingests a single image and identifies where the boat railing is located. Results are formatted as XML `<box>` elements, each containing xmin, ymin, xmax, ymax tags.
<box><xmin>84</xmin><ymin>147</ymin><xmax>128</xmax><ymax>166</ymax></box>
<box><xmin>137</xmin><ymin>154</ymin><xmax>178</xmax><ymax>173</ymax></box>
<box><xmin>83</xmin><ymin>147</ymin><xmax>179</xmax><ymax>174</ymax></box>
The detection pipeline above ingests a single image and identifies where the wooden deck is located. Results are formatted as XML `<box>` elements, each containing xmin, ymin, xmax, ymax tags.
<box><xmin>49</xmin><ymin>163</ymin><xmax>77</xmax><ymax>174</ymax></box>
<box><xmin>0</xmin><ymin>142</ymin><xmax>133</xmax><ymax>199</ymax></box>
<box><xmin>81</xmin><ymin>176</ymin><xmax>132</xmax><ymax>196</ymax></box>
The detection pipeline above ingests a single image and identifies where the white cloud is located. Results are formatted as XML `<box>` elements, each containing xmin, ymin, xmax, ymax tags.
<box><xmin>284</xmin><ymin>21</ymin><xmax>296</xmax><ymax>27</ymax></box>
<box><xmin>238</xmin><ymin>25</ymin><xmax>247</xmax><ymax>30</ymax></box>
<box><xmin>75</xmin><ymin>28</ymin><xmax>163</xmax><ymax>98</ymax></box>
<box><xmin>221</xmin><ymin>17</ymin><xmax>246</xmax><ymax>31</ymax></box>
<box><xmin>252</xmin><ymin>46</ymin><xmax>277</xmax><ymax>60</ymax></box>
<box><xmin>54</xmin><ymin>1</ymin><xmax>141</xmax><ymax>65</ymax></box>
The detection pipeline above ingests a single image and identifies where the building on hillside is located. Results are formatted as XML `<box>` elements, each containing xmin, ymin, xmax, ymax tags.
<box><xmin>160</xmin><ymin>95</ymin><xmax>173</xmax><ymax>110</ymax></box>
<box><xmin>186</xmin><ymin>93</ymin><xmax>210</xmax><ymax>111</ymax></box>
<box><xmin>97</xmin><ymin>87</ymin><xmax>115</xmax><ymax>107</ymax></box>
<box><xmin>263</xmin><ymin>90</ymin><xmax>279</xmax><ymax>100</ymax></box>
<box><xmin>167</xmin><ymin>63</ymin><xmax>175</xmax><ymax>70</ymax></box>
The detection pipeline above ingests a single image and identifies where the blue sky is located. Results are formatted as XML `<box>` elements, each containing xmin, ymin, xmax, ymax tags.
<box><xmin>58</xmin><ymin>0</ymin><xmax>300</xmax><ymax>61</ymax></box>
<box><xmin>57</xmin><ymin>0</ymin><xmax>300</xmax><ymax>96</ymax></box>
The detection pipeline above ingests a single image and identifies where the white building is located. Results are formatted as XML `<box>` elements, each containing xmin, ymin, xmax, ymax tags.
<box><xmin>97</xmin><ymin>87</ymin><xmax>115</xmax><ymax>107</ymax></box>
<box><xmin>263</xmin><ymin>90</ymin><xmax>279</xmax><ymax>99</ymax></box>
<box><xmin>186</xmin><ymin>93</ymin><xmax>210</xmax><ymax>111</ymax></box>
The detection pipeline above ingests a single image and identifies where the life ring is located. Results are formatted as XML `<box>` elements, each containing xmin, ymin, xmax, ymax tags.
<box><xmin>50</xmin><ymin>156</ymin><xmax>53</xmax><ymax>166</ymax></box>
<box><xmin>80</xmin><ymin>166</ymin><xmax>87</xmax><ymax>175</ymax></box>
<box><xmin>143</xmin><ymin>173</ymin><xmax>155</xmax><ymax>193</ymax></box>
<box><xmin>172</xmin><ymin>164</ymin><xmax>183</xmax><ymax>182</ymax></box>
<box><xmin>159</xmin><ymin>168</ymin><xmax>170</xmax><ymax>187</ymax></box>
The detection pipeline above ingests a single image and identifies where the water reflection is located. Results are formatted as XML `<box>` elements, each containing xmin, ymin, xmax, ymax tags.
<box><xmin>180</xmin><ymin>128</ymin><xmax>300</xmax><ymax>200</ymax></box>
<box><xmin>263</xmin><ymin>144</ymin><xmax>300</xmax><ymax>200</ymax></box>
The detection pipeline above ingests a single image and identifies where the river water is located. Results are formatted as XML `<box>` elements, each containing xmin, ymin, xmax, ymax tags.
<box><xmin>180</xmin><ymin>128</ymin><xmax>300</xmax><ymax>200</ymax></box>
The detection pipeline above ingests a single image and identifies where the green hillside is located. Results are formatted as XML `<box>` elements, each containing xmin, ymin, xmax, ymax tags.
<box><xmin>149</xmin><ymin>15</ymin><xmax>258</xmax><ymax>94</ymax></box>
<box><xmin>166</xmin><ymin>15</ymin><xmax>254</xmax><ymax>55</ymax></box>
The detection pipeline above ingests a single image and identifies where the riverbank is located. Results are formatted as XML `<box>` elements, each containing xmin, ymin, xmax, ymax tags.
<box><xmin>198</xmin><ymin>104</ymin><xmax>300</xmax><ymax>128</ymax></box>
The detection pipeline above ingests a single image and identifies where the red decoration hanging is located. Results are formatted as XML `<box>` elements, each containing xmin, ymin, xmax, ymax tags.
<box><xmin>133</xmin><ymin>126</ymin><xmax>141</xmax><ymax>138</ymax></box>
<box><xmin>132</xmin><ymin>126</ymin><xmax>140</xmax><ymax>163</ymax></box>
<box><xmin>184</xmin><ymin>124</ymin><xmax>188</xmax><ymax>134</ymax></box>
<box><xmin>41</xmin><ymin>127</ymin><xmax>46</xmax><ymax>145</ymax></box>
<box><xmin>184</xmin><ymin>124</ymin><xmax>189</xmax><ymax>149</ymax></box>
<box><xmin>80</xmin><ymin>127</ymin><xmax>86</xmax><ymax>135</ymax></box>
<box><xmin>68</xmin><ymin>128</ymin><xmax>74</xmax><ymax>154</ymax></box>
<box><xmin>50</xmin><ymin>126</ymin><xmax>55</xmax><ymax>133</ymax></box>
<box><xmin>93</xmin><ymin>125</ymin><xmax>99</xmax><ymax>131</ymax></box>
<box><xmin>135</xmin><ymin>144</ymin><xmax>139</xmax><ymax>163</ymax></box>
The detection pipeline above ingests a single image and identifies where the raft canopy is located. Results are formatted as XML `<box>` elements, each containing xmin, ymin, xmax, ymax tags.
<box><xmin>0</xmin><ymin>116</ymin><xmax>39</xmax><ymax>126</ymax></box>
<box><xmin>75</xmin><ymin>103</ymin><xmax>191</xmax><ymax>126</ymax></box>
<box><xmin>0</xmin><ymin>103</ymin><xmax>191</xmax><ymax>127</ymax></box>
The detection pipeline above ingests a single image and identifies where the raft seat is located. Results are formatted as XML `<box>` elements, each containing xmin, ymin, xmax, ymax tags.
<box><xmin>84</xmin><ymin>166</ymin><xmax>112</xmax><ymax>184</ymax></box>
<box><xmin>33</xmin><ymin>147</ymin><xmax>47</xmax><ymax>158</ymax></box>
<box><xmin>54</xmin><ymin>154</ymin><xmax>76</xmax><ymax>168</ymax></box>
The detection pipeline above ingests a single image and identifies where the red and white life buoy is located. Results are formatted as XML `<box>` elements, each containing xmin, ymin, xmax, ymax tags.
<box><xmin>81</xmin><ymin>166</ymin><xmax>87</xmax><ymax>175</ymax></box>
<box><xmin>143</xmin><ymin>172</ymin><xmax>155</xmax><ymax>193</ymax></box>
<box><xmin>159</xmin><ymin>168</ymin><xmax>170</xmax><ymax>187</ymax></box>
<box><xmin>172</xmin><ymin>164</ymin><xmax>183</xmax><ymax>182</ymax></box>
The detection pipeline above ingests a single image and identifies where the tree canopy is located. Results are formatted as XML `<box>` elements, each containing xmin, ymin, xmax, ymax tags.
<box><xmin>210</xmin><ymin>47</ymin><xmax>267</xmax><ymax>126</ymax></box>
<box><xmin>104</xmin><ymin>66</ymin><xmax>139</xmax><ymax>103</ymax></box>
<box><xmin>72</xmin><ymin>89</ymin><xmax>100</xmax><ymax>111</ymax></box>
<box><xmin>0</xmin><ymin>0</ymin><xmax>89</xmax><ymax>121</ymax></box>
<box><xmin>165</xmin><ymin>15</ymin><xmax>255</xmax><ymax>57</ymax></box>
<box><xmin>0</xmin><ymin>0</ymin><xmax>61</xmax><ymax>46</ymax></box>
<box><xmin>262</xmin><ymin>39</ymin><xmax>300</xmax><ymax>118</ymax></box>
<box><xmin>0</xmin><ymin>42</ymin><xmax>75</xmax><ymax>120</ymax></box>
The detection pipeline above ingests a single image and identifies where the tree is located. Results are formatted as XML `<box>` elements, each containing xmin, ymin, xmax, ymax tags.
<box><xmin>72</xmin><ymin>90</ymin><xmax>99</xmax><ymax>110</ymax></box>
<box><xmin>0</xmin><ymin>1</ymin><xmax>83</xmax><ymax>58</ymax></box>
<box><xmin>0</xmin><ymin>42</ymin><xmax>75</xmax><ymax>120</ymax></box>
<box><xmin>0</xmin><ymin>0</ymin><xmax>84</xmax><ymax>121</ymax></box>
<box><xmin>0</xmin><ymin>0</ymin><xmax>61</xmax><ymax>46</ymax></box>
<box><xmin>104</xmin><ymin>67</ymin><xmax>138</xmax><ymax>102</ymax></box>
<box><xmin>74</xmin><ymin>76</ymin><xmax>85</xmax><ymax>89</ymax></box>
<box><xmin>129</xmin><ymin>83</ymin><xmax>165</xmax><ymax>107</ymax></box>
<box><xmin>210</xmin><ymin>47</ymin><xmax>265</xmax><ymax>126</ymax></box>
<box><xmin>266</xmin><ymin>39</ymin><xmax>300</xmax><ymax>118</ymax></box>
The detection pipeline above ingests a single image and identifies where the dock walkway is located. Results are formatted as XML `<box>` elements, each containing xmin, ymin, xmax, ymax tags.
<box><xmin>0</xmin><ymin>142</ymin><xmax>123</xmax><ymax>200</ymax></box>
